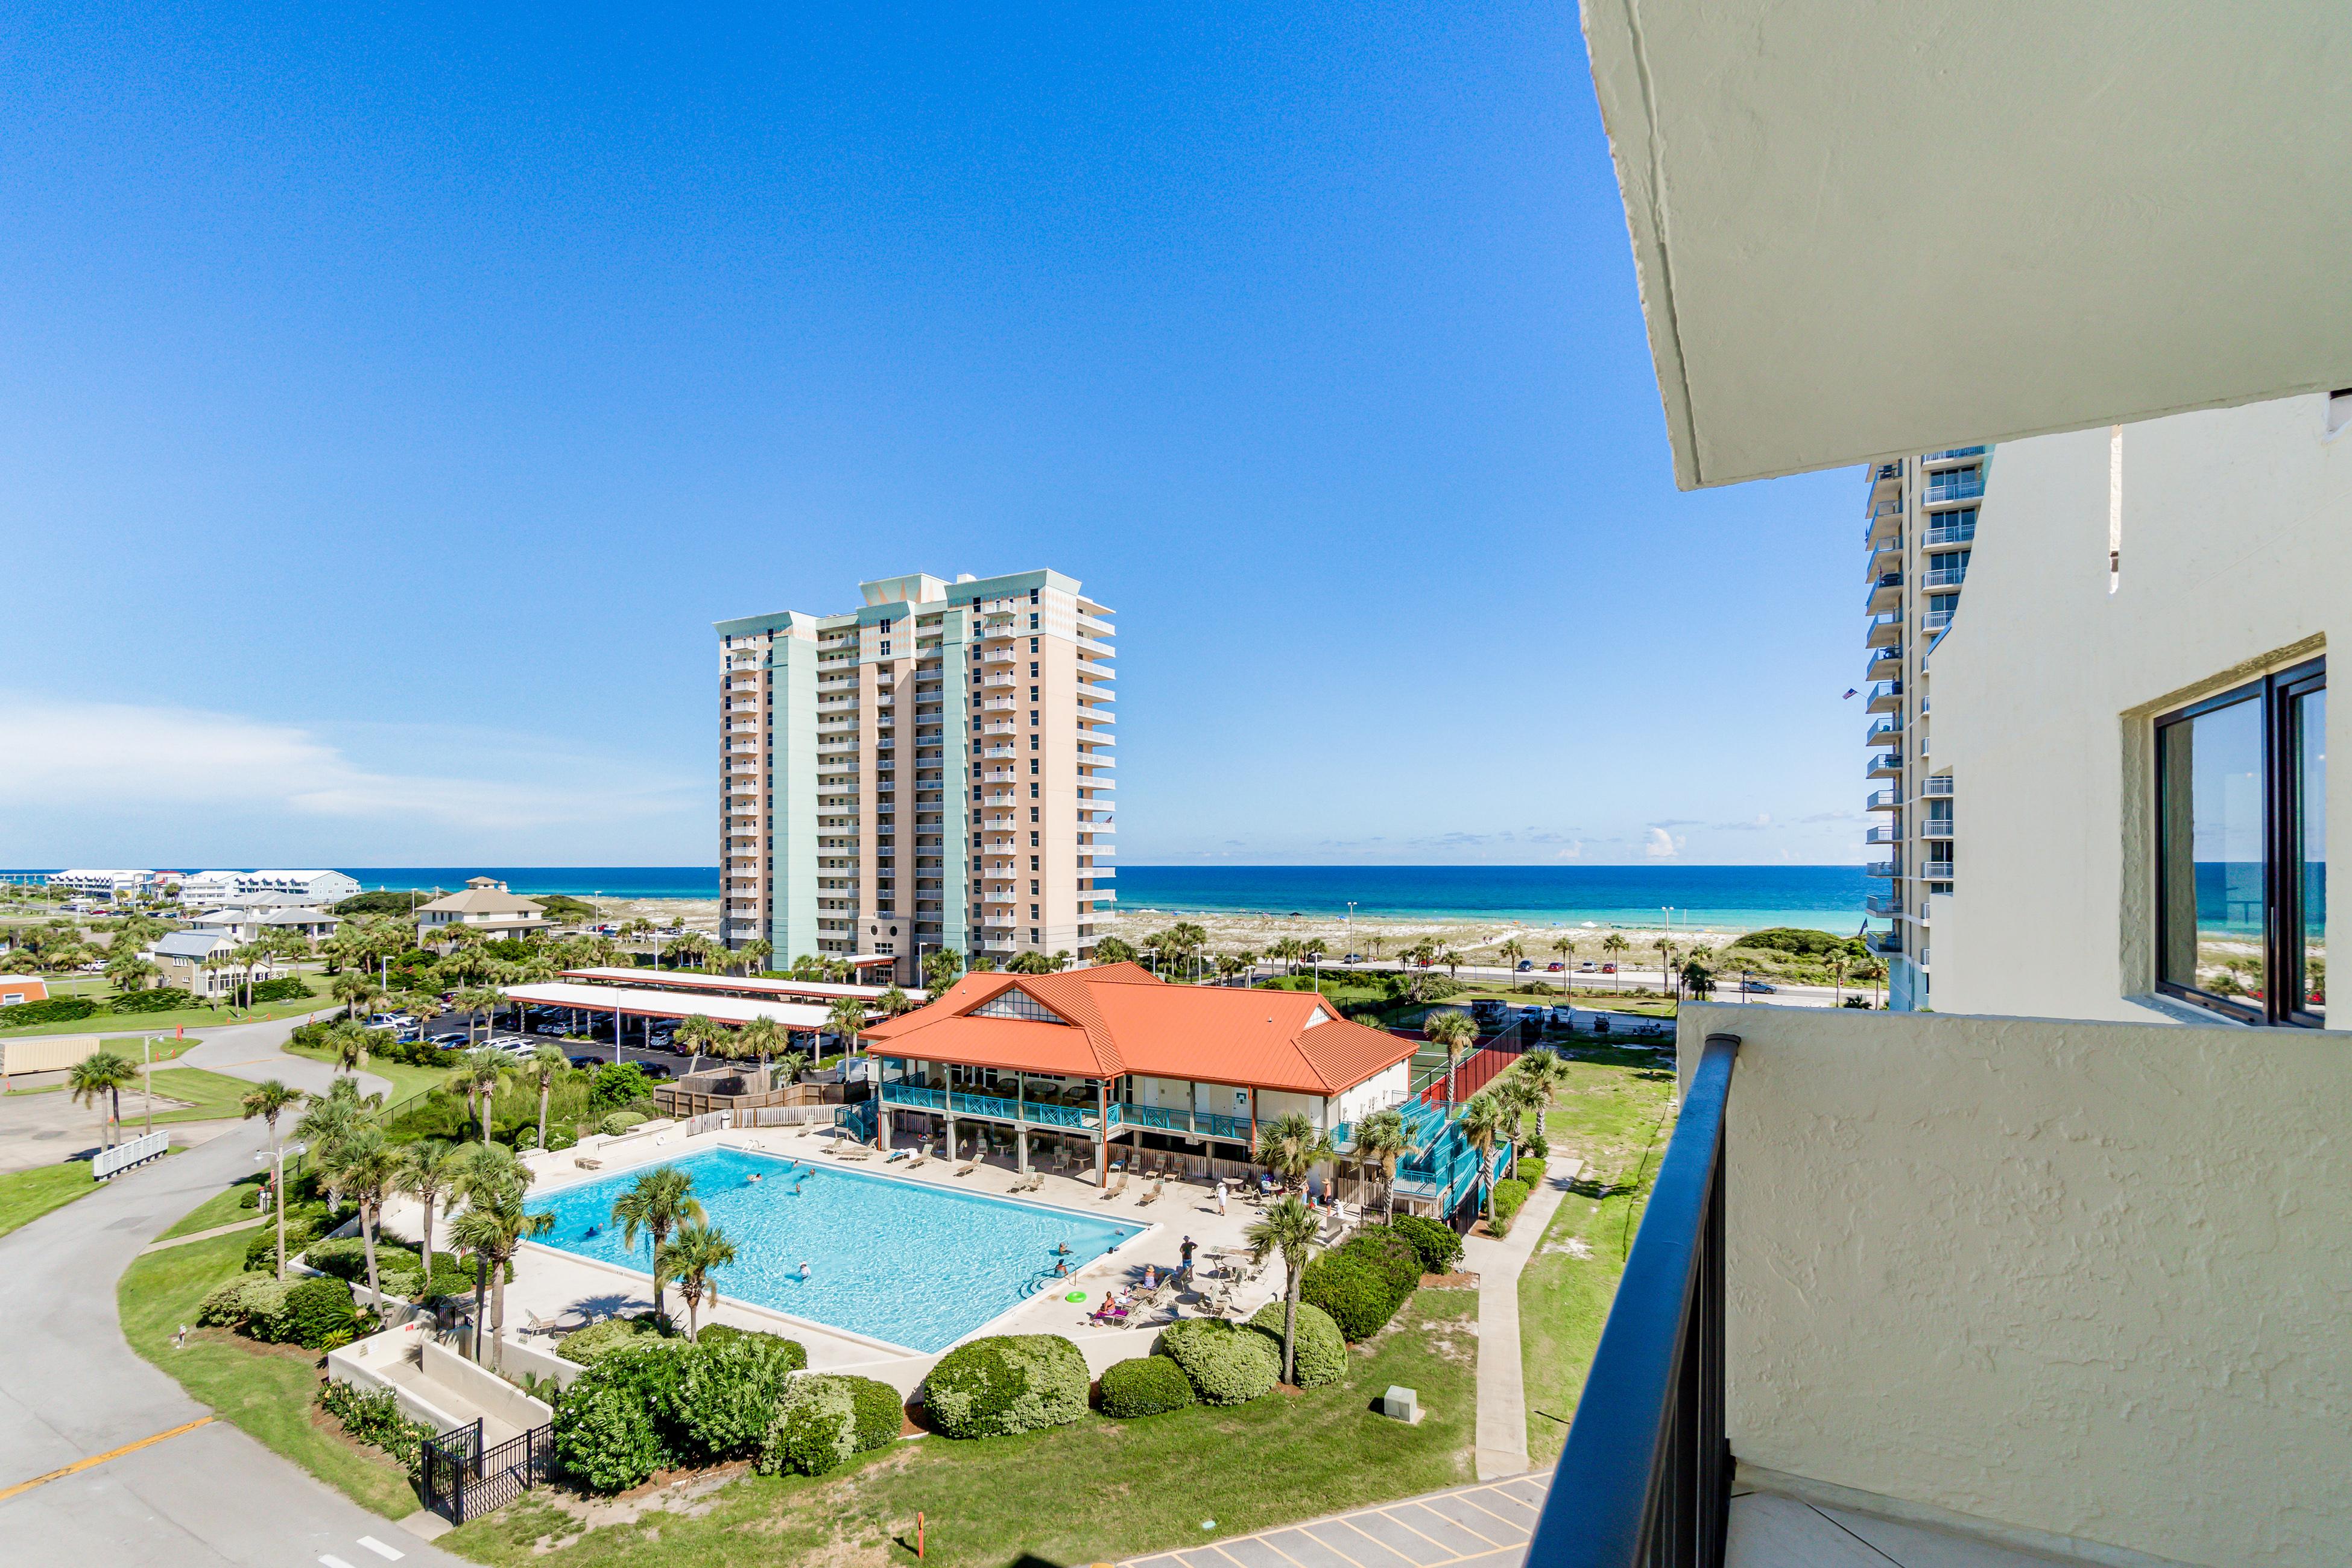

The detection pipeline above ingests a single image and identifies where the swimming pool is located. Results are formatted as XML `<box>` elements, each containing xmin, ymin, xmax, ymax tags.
<box><xmin>524</xmin><ymin>1147</ymin><xmax>1147</xmax><ymax>1352</ymax></box>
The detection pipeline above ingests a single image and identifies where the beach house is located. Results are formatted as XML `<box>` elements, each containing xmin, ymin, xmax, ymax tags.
<box><xmin>859</xmin><ymin>962</ymin><xmax>1418</xmax><ymax>1189</ymax></box>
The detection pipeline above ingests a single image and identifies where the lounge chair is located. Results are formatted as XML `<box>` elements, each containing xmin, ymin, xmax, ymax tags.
<box><xmin>1136</xmin><ymin>1181</ymin><xmax>1162</xmax><ymax>1206</ymax></box>
<box><xmin>953</xmin><ymin>1161</ymin><xmax>978</xmax><ymax>1177</ymax></box>
<box><xmin>1101</xmin><ymin>1174</ymin><xmax>1128</xmax><ymax>1200</ymax></box>
<box><xmin>1017</xmin><ymin>1174</ymin><xmax>1044</xmax><ymax>1192</ymax></box>
<box><xmin>886</xmin><ymin>1149</ymin><xmax>911</xmax><ymax>1163</ymax></box>
<box><xmin>905</xmin><ymin>1155</ymin><xmax>927</xmax><ymax>1169</ymax></box>
<box><xmin>572</xmin><ymin>1157</ymin><xmax>602</xmax><ymax>1171</ymax></box>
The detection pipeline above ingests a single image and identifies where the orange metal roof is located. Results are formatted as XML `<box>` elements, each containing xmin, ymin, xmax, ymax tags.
<box><xmin>860</xmin><ymin>964</ymin><xmax>1414</xmax><ymax>1095</ymax></box>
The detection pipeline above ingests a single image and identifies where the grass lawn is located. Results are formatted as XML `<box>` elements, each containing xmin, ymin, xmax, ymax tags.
<box><xmin>0</xmin><ymin>981</ymin><xmax>333</xmax><ymax>1039</ymax></box>
<box><xmin>0</xmin><ymin>1160</ymin><xmax>102</xmax><ymax>1239</ymax></box>
<box><xmin>1517</xmin><ymin>1045</ymin><xmax>1679</xmax><ymax>1464</ymax></box>
<box><xmin>280</xmin><ymin>1038</ymin><xmax>455</xmax><ymax>1103</ymax></box>
<box><xmin>118</xmin><ymin>1229</ymin><xmax>422</xmax><ymax>1518</ymax></box>
<box><xmin>156</xmin><ymin>1174</ymin><xmax>270</xmax><ymax>1240</ymax></box>
<box><xmin>447</xmin><ymin>1286</ymin><xmax>1484</xmax><ymax>1568</ymax></box>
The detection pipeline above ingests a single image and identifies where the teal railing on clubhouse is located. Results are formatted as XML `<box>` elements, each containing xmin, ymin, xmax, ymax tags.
<box><xmin>877</xmin><ymin>1081</ymin><xmax>1253</xmax><ymax>1142</ymax></box>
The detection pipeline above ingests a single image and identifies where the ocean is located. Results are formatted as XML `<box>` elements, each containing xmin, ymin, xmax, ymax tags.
<box><xmin>1114</xmin><ymin>864</ymin><xmax>1870</xmax><ymax>935</ymax></box>
<box><xmin>10</xmin><ymin>862</ymin><xmax>1872</xmax><ymax>935</ymax></box>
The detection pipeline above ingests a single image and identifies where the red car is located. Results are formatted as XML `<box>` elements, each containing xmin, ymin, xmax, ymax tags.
<box><xmin>1545</xmin><ymin>961</ymin><xmax>1566</xmax><ymax>972</ymax></box>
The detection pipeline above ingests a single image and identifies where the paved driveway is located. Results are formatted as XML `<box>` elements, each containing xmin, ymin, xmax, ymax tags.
<box><xmin>1126</xmin><ymin>1472</ymin><xmax>1550</xmax><ymax>1568</ymax></box>
<box><xmin>0</xmin><ymin>1015</ymin><xmax>464</xmax><ymax>1566</ymax></box>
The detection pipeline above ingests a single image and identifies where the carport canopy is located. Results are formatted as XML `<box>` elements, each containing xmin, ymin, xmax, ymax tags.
<box><xmin>502</xmin><ymin>981</ymin><xmax>838</xmax><ymax>1031</ymax></box>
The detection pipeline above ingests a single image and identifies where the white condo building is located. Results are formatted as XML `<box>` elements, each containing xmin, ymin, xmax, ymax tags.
<box><xmin>715</xmin><ymin>570</ymin><xmax>1116</xmax><ymax>984</ymax></box>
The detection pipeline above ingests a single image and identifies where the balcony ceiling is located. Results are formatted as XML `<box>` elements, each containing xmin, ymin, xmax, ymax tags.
<box><xmin>1582</xmin><ymin>0</ymin><xmax>2352</xmax><ymax>488</ymax></box>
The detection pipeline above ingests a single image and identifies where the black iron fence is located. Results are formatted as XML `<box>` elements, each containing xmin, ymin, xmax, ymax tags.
<box><xmin>1528</xmin><ymin>1031</ymin><xmax>1737</xmax><ymax>1567</ymax></box>
<box><xmin>420</xmin><ymin>1418</ymin><xmax>554</xmax><ymax>1524</ymax></box>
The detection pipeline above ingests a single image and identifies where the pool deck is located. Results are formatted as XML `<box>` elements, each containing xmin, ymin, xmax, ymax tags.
<box><xmin>379</xmin><ymin>1122</ymin><xmax>1310</xmax><ymax>1388</ymax></box>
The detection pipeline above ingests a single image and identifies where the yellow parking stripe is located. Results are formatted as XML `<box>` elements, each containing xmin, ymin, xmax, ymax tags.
<box><xmin>0</xmin><ymin>1416</ymin><xmax>213</xmax><ymax>1503</ymax></box>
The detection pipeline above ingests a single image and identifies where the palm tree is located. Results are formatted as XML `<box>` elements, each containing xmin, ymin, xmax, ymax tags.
<box><xmin>1457</xmin><ymin>1090</ymin><xmax>1508</xmax><ymax>1228</ymax></box>
<box><xmin>1512</xmin><ymin>1048</ymin><xmax>1570</xmax><ymax>1139</ymax></box>
<box><xmin>395</xmin><ymin>1139</ymin><xmax>463</xmax><ymax>1277</ymax></box>
<box><xmin>877</xmin><ymin>983</ymin><xmax>912</xmax><ymax>1016</ymax></box>
<box><xmin>674</xmin><ymin>1013</ymin><xmax>728</xmax><ymax>1076</ymax></box>
<box><xmin>1251</xmin><ymin>1111</ymin><xmax>1334</xmax><ymax>1195</ymax></box>
<box><xmin>1424</xmin><ymin>1008</ymin><xmax>1478</xmax><ymax>1105</ymax></box>
<box><xmin>1440</xmin><ymin>949</ymin><xmax>1463</xmax><ymax>979</ymax></box>
<box><xmin>1829</xmin><ymin>952</ymin><xmax>1849</xmax><ymax>1007</ymax></box>
<box><xmin>1492</xmin><ymin>1069</ymin><xmax>1547</xmax><ymax>1176</ymax></box>
<box><xmin>1244</xmin><ymin>1196</ymin><xmax>1321</xmax><ymax>1385</ymax></box>
<box><xmin>659</xmin><ymin>1222</ymin><xmax>737</xmax><ymax>1341</ymax></box>
<box><xmin>325</xmin><ymin>1017</ymin><xmax>372</xmax><ymax>1076</ymax></box>
<box><xmin>328</xmin><ymin>1125</ymin><xmax>400</xmax><ymax>1309</ymax></box>
<box><xmin>329</xmin><ymin>969</ymin><xmax>382</xmax><ymax>1020</ymax></box>
<box><xmin>822</xmin><ymin>996</ymin><xmax>867</xmax><ymax>1066</ymax></box>
<box><xmin>738</xmin><ymin>938</ymin><xmax>773</xmax><ymax>976</ymax></box>
<box><xmin>1087</xmin><ymin>936</ymin><xmax>1136</xmax><ymax>967</ymax></box>
<box><xmin>104</xmin><ymin>949</ymin><xmax>157</xmax><ymax>993</ymax></box>
<box><xmin>1551</xmin><ymin>935</ymin><xmax>1576</xmax><ymax>981</ymax></box>
<box><xmin>922</xmin><ymin>947</ymin><xmax>964</xmax><ymax>993</ymax></box>
<box><xmin>1680</xmin><ymin>955</ymin><xmax>1716</xmax><ymax>1001</ymax></box>
<box><xmin>526</xmin><ymin>1042</ymin><xmax>567</xmax><ymax>1151</ymax></box>
<box><xmin>1350</xmin><ymin>1107</ymin><xmax>1418</xmax><ymax>1223</ymax></box>
<box><xmin>734</xmin><ymin>1015</ymin><xmax>785</xmax><ymax>1087</ymax></box>
<box><xmin>612</xmin><ymin>1165</ymin><xmax>703</xmax><ymax>1324</ymax></box>
<box><xmin>242</xmin><ymin>1077</ymin><xmax>304</xmax><ymax>1280</ymax></box>
<box><xmin>68</xmin><ymin>1051</ymin><xmax>139</xmax><ymax>1149</ymax></box>
<box><xmin>450</xmin><ymin>1049</ymin><xmax>511</xmax><ymax>1145</ymax></box>
<box><xmin>455</xmin><ymin>984</ymin><xmax>506</xmax><ymax>1046</ymax></box>
<box><xmin>1498</xmin><ymin>938</ymin><xmax>1526</xmax><ymax>978</ymax></box>
<box><xmin>449</xmin><ymin>1170</ymin><xmax>551</xmax><ymax>1370</ymax></box>
<box><xmin>231</xmin><ymin>940</ymin><xmax>274</xmax><ymax>1009</ymax></box>
<box><xmin>1601</xmin><ymin>933</ymin><xmax>1630</xmax><ymax>990</ymax></box>
<box><xmin>197</xmin><ymin>947</ymin><xmax>235</xmax><ymax>1004</ymax></box>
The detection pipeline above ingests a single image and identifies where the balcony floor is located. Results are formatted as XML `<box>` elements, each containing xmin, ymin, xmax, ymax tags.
<box><xmin>1125</xmin><ymin>1472</ymin><xmax>1546</xmax><ymax>1568</ymax></box>
<box><xmin>1730</xmin><ymin>1491</ymin><xmax>2073</xmax><ymax>1567</ymax></box>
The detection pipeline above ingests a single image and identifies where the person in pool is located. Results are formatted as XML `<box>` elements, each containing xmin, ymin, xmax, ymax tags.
<box><xmin>1052</xmin><ymin>1256</ymin><xmax>1069</xmax><ymax>1277</ymax></box>
<box><xmin>798</xmin><ymin>1260</ymin><xmax>812</xmax><ymax>1281</ymax></box>
<box><xmin>747</xmin><ymin>1171</ymin><xmax>762</xmax><ymax>1183</ymax></box>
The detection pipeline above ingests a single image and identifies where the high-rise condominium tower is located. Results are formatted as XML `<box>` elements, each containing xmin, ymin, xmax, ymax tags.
<box><xmin>715</xmin><ymin>570</ymin><xmax>1116</xmax><ymax>985</ymax></box>
<box><xmin>1860</xmin><ymin>446</ymin><xmax>1985</xmax><ymax>1011</ymax></box>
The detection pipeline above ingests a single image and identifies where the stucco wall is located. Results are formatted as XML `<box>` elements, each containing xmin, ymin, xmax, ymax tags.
<box><xmin>1932</xmin><ymin>392</ymin><xmax>2347</xmax><ymax>1021</ymax></box>
<box><xmin>1678</xmin><ymin>1003</ymin><xmax>2351</xmax><ymax>1567</ymax></box>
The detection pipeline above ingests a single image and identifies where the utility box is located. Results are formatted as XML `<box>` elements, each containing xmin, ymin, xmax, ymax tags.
<box><xmin>1380</xmin><ymin>1385</ymin><xmax>1421</xmax><ymax>1424</ymax></box>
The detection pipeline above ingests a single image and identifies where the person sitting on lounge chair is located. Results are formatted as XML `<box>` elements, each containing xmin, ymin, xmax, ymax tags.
<box><xmin>1089</xmin><ymin>1293</ymin><xmax>1128</xmax><ymax>1323</ymax></box>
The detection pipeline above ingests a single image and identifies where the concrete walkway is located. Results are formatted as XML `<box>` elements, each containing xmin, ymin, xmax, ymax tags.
<box><xmin>0</xmin><ymin>1013</ymin><xmax>464</xmax><ymax>1567</ymax></box>
<box><xmin>1461</xmin><ymin>1160</ymin><xmax>1578</xmax><ymax>1481</ymax></box>
<box><xmin>1125</xmin><ymin>1470</ymin><xmax>1552</xmax><ymax>1568</ymax></box>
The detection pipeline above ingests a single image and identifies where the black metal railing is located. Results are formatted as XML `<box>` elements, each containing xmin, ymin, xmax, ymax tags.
<box><xmin>1528</xmin><ymin>1032</ymin><xmax>1737</xmax><ymax>1568</ymax></box>
<box><xmin>420</xmin><ymin>1418</ymin><xmax>555</xmax><ymax>1524</ymax></box>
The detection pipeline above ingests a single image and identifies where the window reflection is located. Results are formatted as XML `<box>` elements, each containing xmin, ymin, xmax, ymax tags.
<box><xmin>2157</xmin><ymin>695</ymin><xmax>2265</xmax><ymax>1004</ymax></box>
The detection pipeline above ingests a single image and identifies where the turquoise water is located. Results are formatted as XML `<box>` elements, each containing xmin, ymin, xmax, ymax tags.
<box><xmin>524</xmin><ymin>1147</ymin><xmax>1145</xmax><ymax>1351</ymax></box>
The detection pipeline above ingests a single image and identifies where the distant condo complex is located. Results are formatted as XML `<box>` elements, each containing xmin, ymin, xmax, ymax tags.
<box><xmin>715</xmin><ymin>570</ymin><xmax>1117</xmax><ymax>984</ymax></box>
<box><xmin>1860</xmin><ymin>447</ymin><xmax>1984</xmax><ymax>1010</ymax></box>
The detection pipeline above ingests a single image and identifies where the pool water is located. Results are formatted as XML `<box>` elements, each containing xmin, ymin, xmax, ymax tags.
<box><xmin>525</xmin><ymin>1147</ymin><xmax>1146</xmax><ymax>1351</ymax></box>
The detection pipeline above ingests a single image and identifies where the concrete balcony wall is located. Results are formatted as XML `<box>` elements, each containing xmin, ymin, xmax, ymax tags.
<box><xmin>1675</xmin><ymin>1002</ymin><xmax>2351</xmax><ymax>1568</ymax></box>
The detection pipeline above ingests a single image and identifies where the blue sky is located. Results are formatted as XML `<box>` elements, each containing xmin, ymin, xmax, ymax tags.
<box><xmin>0</xmin><ymin>3</ymin><xmax>1862</xmax><ymax>870</ymax></box>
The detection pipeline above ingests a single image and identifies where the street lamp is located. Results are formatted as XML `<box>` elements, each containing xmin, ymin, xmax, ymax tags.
<box><xmin>256</xmin><ymin>1140</ymin><xmax>306</xmax><ymax>1282</ymax></box>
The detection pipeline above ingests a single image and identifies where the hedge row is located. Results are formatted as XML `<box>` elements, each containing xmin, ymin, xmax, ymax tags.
<box><xmin>1300</xmin><ymin>1224</ymin><xmax>1425</xmax><ymax>1341</ymax></box>
<box><xmin>317</xmin><ymin>1379</ymin><xmax>435</xmax><ymax>1472</ymax></box>
<box><xmin>551</xmin><ymin>1329</ymin><xmax>823</xmax><ymax>1493</ymax></box>
<box><xmin>920</xmin><ymin>1334</ymin><xmax>1089</xmax><ymax>1438</ymax></box>
<box><xmin>198</xmin><ymin>1273</ymin><xmax>363</xmax><ymax>1350</ymax></box>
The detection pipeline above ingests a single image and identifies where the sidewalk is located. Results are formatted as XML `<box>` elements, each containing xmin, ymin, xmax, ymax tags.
<box><xmin>1461</xmin><ymin>1159</ymin><xmax>1578</xmax><ymax>1481</ymax></box>
<box><xmin>1124</xmin><ymin>1470</ymin><xmax>1551</xmax><ymax>1568</ymax></box>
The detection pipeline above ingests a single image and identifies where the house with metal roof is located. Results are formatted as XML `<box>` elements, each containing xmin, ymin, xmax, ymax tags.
<box><xmin>416</xmin><ymin>877</ymin><xmax>549</xmax><ymax>943</ymax></box>
<box><xmin>859</xmin><ymin>962</ymin><xmax>1421</xmax><ymax>1190</ymax></box>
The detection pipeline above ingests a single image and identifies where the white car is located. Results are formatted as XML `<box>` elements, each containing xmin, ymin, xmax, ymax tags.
<box><xmin>1551</xmin><ymin>1005</ymin><xmax>1580</xmax><ymax>1028</ymax></box>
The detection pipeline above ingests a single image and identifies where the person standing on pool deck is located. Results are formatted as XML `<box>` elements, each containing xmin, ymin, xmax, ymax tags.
<box><xmin>1180</xmin><ymin>1236</ymin><xmax>1197</xmax><ymax>1282</ymax></box>
<box><xmin>1213</xmin><ymin>1179</ymin><xmax>1228</xmax><ymax>1216</ymax></box>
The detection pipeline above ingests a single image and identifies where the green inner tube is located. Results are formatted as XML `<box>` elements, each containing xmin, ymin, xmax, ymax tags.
<box><xmin>1065</xmin><ymin>1290</ymin><xmax>1089</xmax><ymax>1301</ymax></box>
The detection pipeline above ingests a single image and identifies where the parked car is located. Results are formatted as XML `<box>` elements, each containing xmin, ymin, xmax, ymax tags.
<box><xmin>1551</xmin><ymin>1005</ymin><xmax>1579</xmax><ymax>1027</ymax></box>
<box><xmin>1517</xmin><ymin>1005</ymin><xmax>1548</xmax><ymax>1026</ymax></box>
<box><xmin>1600</xmin><ymin>963</ymin><xmax>1617</xmax><ymax>974</ymax></box>
<box><xmin>567</xmin><ymin>1054</ymin><xmax>602</xmax><ymax>1069</ymax></box>
<box><xmin>1515</xmin><ymin>959</ymin><xmax>1534</xmax><ymax>972</ymax></box>
<box><xmin>1342</xmin><ymin>953</ymin><xmax>1362</xmax><ymax>964</ymax></box>
<box><xmin>1469</xmin><ymin>998</ymin><xmax>1508</xmax><ymax>1024</ymax></box>
<box><xmin>429</xmin><ymin>1031</ymin><xmax>469</xmax><ymax>1048</ymax></box>
<box><xmin>1546</xmin><ymin>961</ymin><xmax>1566</xmax><ymax>972</ymax></box>
<box><xmin>634</xmin><ymin>1060</ymin><xmax>672</xmax><ymax>1080</ymax></box>
<box><xmin>1737</xmin><ymin>978</ymin><xmax>1777</xmax><ymax>993</ymax></box>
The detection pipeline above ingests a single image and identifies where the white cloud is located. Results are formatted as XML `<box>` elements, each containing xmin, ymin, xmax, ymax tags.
<box><xmin>0</xmin><ymin>697</ymin><xmax>694</xmax><ymax>832</ymax></box>
<box><xmin>1643</xmin><ymin>826</ymin><xmax>1683</xmax><ymax>858</ymax></box>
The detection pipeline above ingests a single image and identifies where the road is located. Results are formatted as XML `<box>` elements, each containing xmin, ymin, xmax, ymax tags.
<box><xmin>0</xmin><ymin>1013</ymin><xmax>467</xmax><ymax>1567</ymax></box>
<box><xmin>1259</xmin><ymin>960</ymin><xmax>1879</xmax><ymax>1011</ymax></box>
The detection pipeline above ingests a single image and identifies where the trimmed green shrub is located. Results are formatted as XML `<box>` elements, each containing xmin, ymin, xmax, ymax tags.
<box><xmin>238</xmin><ymin>1184</ymin><xmax>262</xmax><ymax>1210</ymax></box>
<box><xmin>918</xmin><ymin>1334</ymin><xmax>1089</xmax><ymax>1439</ymax></box>
<box><xmin>0</xmin><ymin>996</ymin><xmax>96</xmax><ymax>1026</ymax></box>
<box><xmin>248</xmin><ymin>976</ymin><xmax>311</xmax><ymax>1002</ymax></box>
<box><xmin>676</xmin><ymin>1330</ymin><xmax>807</xmax><ymax>1458</ymax></box>
<box><xmin>694</xmin><ymin>1323</ymin><xmax>805</xmax><ymax>1357</ymax></box>
<box><xmin>757</xmin><ymin>1376</ymin><xmax>858</xmax><ymax>1476</ymax></box>
<box><xmin>1490</xmin><ymin>1179</ymin><xmax>1532</xmax><ymax>1236</ymax></box>
<box><xmin>554</xmin><ymin>1377</ymin><xmax>666</xmax><ymax>1493</ymax></box>
<box><xmin>558</xmin><ymin>1315</ymin><xmax>663</xmax><ymax>1363</ymax></box>
<box><xmin>1157</xmin><ymin>1319</ymin><xmax>1279</xmax><ymax>1406</ymax></box>
<box><xmin>197</xmin><ymin>1274</ymin><xmax>289</xmax><ymax>1329</ymax></box>
<box><xmin>1392</xmin><ymin>1215</ymin><xmax>1464</xmax><ymax>1276</ymax></box>
<box><xmin>1248</xmin><ymin>1300</ymin><xmax>1348</xmax><ymax>1388</ymax></box>
<box><xmin>841</xmin><ymin>1374</ymin><xmax>905</xmax><ymax>1452</ymax></box>
<box><xmin>282</xmin><ymin>1276</ymin><xmax>360</xmax><ymax>1348</ymax></box>
<box><xmin>245</xmin><ymin>1213</ymin><xmax>325</xmax><ymax>1272</ymax></box>
<box><xmin>1298</xmin><ymin>1251</ymin><xmax>1393</xmax><ymax>1342</ymax></box>
<box><xmin>1343</xmin><ymin>1227</ymin><xmax>1424</xmax><ymax>1301</ymax></box>
<box><xmin>1098</xmin><ymin>1355</ymin><xmax>1197</xmax><ymax>1418</ymax></box>
<box><xmin>552</xmin><ymin>1339</ymin><xmax>697</xmax><ymax>1490</ymax></box>
<box><xmin>317</xmin><ymin>1380</ymin><xmax>435</xmax><ymax>1470</ymax></box>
